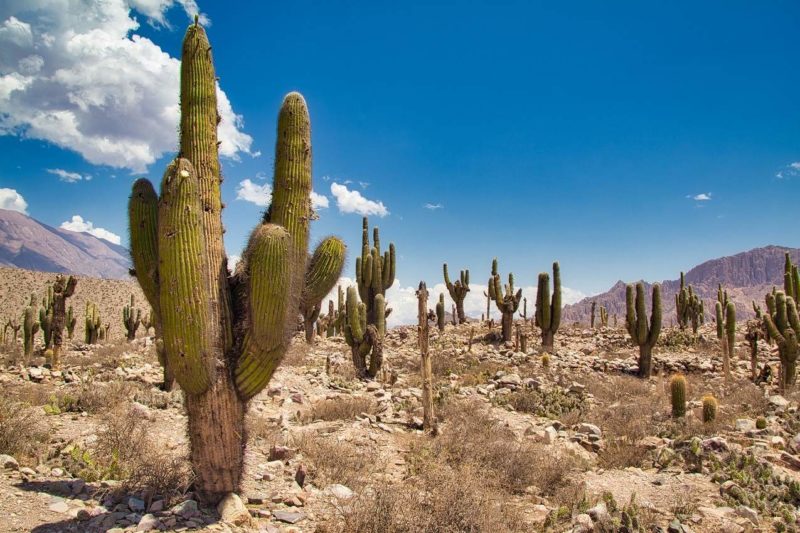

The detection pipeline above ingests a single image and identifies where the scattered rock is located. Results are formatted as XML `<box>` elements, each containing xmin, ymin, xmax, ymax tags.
<box><xmin>218</xmin><ymin>493</ymin><xmax>252</xmax><ymax>527</ymax></box>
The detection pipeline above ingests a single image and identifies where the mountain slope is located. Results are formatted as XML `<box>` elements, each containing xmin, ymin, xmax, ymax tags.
<box><xmin>0</xmin><ymin>209</ymin><xmax>130</xmax><ymax>279</ymax></box>
<box><xmin>562</xmin><ymin>245</ymin><xmax>800</xmax><ymax>325</ymax></box>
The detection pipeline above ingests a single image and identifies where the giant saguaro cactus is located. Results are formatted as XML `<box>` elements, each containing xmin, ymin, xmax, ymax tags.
<box><xmin>127</xmin><ymin>19</ymin><xmax>346</xmax><ymax>504</ymax></box>
<box><xmin>343</xmin><ymin>286</ymin><xmax>385</xmax><ymax>378</ymax></box>
<box><xmin>443</xmin><ymin>264</ymin><xmax>469</xmax><ymax>324</ymax></box>
<box><xmin>625</xmin><ymin>282</ymin><xmax>662</xmax><ymax>378</ymax></box>
<box><xmin>122</xmin><ymin>294</ymin><xmax>142</xmax><ymax>341</ymax></box>
<box><xmin>299</xmin><ymin>237</ymin><xmax>346</xmax><ymax>344</ymax></box>
<box><xmin>356</xmin><ymin>217</ymin><xmax>395</xmax><ymax>326</ymax></box>
<box><xmin>49</xmin><ymin>274</ymin><xmax>76</xmax><ymax>368</ymax></box>
<box><xmin>488</xmin><ymin>258</ymin><xmax>521</xmax><ymax>343</ymax></box>
<box><xmin>763</xmin><ymin>291</ymin><xmax>799</xmax><ymax>390</ymax></box>
<box><xmin>535</xmin><ymin>262</ymin><xmax>562</xmax><ymax>351</ymax></box>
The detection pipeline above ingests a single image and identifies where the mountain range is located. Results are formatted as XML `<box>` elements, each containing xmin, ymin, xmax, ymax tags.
<box><xmin>0</xmin><ymin>208</ymin><xmax>131</xmax><ymax>279</ymax></box>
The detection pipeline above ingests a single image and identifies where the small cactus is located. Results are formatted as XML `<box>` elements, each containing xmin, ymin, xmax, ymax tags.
<box><xmin>762</xmin><ymin>290</ymin><xmax>799</xmax><ymax>390</ymax></box>
<box><xmin>85</xmin><ymin>302</ymin><xmax>101</xmax><ymax>344</ymax></box>
<box><xmin>599</xmin><ymin>305</ymin><xmax>608</xmax><ymax>328</ymax></box>
<box><xmin>48</xmin><ymin>274</ymin><xmax>77</xmax><ymax>368</ymax></box>
<box><xmin>625</xmin><ymin>282</ymin><xmax>662</xmax><ymax>378</ymax></box>
<box><xmin>702</xmin><ymin>395</ymin><xmax>718</xmax><ymax>423</ymax></box>
<box><xmin>744</xmin><ymin>319</ymin><xmax>764</xmax><ymax>381</ymax></box>
<box><xmin>541</xmin><ymin>353</ymin><xmax>551</xmax><ymax>369</ymax></box>
<box><xmin>535</xmin><ymin>262</ymin><xmax>562</xmax><ymax>351</ymax></box>
<box><xmin>443</xmin><ymin>264</ymin><xmax>470</xmax><ymax>324</ymax></box>
<box><xmin>755</xmin><ymin>416</ymin><xmax>767</xmax><ymax>430</ymax></box>
<box><xmin>670</xmin><ymin>374</ymin><xmax>687</xmax><ymax>418</ymax></box>
<box><xmin>356</xmin><ymin>217</ymin><xmax>395</xmax><ymax>327</ymax></box>
<box><xmin>716</xmin><ymin>301</ymin><xmax>736</xmax><ymax>380</ymax></box>
<box><xmin>784</xmin><ymin>253</ymin><xmax>799</xmax><ymax>302</ymax></box>
<box><xmin>343</xmin><ymin>286</ymin><xmax>385</xmax><ymax>378</ymax></box>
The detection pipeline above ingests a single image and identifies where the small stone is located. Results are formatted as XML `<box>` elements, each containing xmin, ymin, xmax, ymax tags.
<box><xmin>171</xmin><ymin>499</ymin><xmax>199</xmax><ymax>518</ymax></box>
<box><xmin>769</xmin><ymin>395</ymin><xmax>789</xmax><ymax>409</ymax></box>
<box><xmin>497</xmin><ymin>373</ymin><xmax>521</xmax><ymax>387</ymax></box>
<box><xmin>128</xmin><ymin>497</ymin><xmax>146</xmax><ymax>512</ymax></box>
<box><xmin>137</xmin><ymin>513</ymin><xmax>160</xmax><ymax>531</ymax></box>
<box><xmin>268</xmin><ymin>445</ymin><xmax>296</xmax><ymax>461</ymax></box>
<box><xmin>148</xmin><ymin>500</ymin><xmax>164</xmax><ymax>513</ymax></box>
<box><xmin>577</xmin><ymin>423</ymin><xmax>602</xmax><ymax>437</ymax></box>
<box><xmin>0</xmin><ymin>454</ymin><xmax>19</xmax><ymax>470</ymax></box>
<box><xmin>246</xmin><ymin>493</ymin><xmax>268</xmax><ymax>505</ymax></box>
<box><xmin>587</xmin><ymin>502</ymin><xmax>608</xmax><ymax>522</ymax></box>
<box><xmin>366</xmin><ymin>382</ymin><xmax>381</xmax><ymax>391</ymax></box>
<box><xmin>49</xmin><ymin>501</ymin><xmax>70</xmax><ymax>514</ymax></box>
<box><xmin>734</xmin><ymin>506</ymin><xmax>758</xmax><ymax>526</ymax></box>
<box><xmin>735</xmin><ymin>419</ymin><xmax>755</xmax><ymax>432</ymax></box>
<box><xmin>273</xmin><ymin>510</ymin><xmax>306</xmax><ymax>524</ymax></box>
<box><xmin>572</xmin><ymin>513</ymin><xmax>593</xmax><ymax>532</ymax></box>
<box><xmin>217</xmin><ymin>493</ymin><xmax>251</xmax><ymax>527</ymax></box>
<box><xmin>326</xmin><ymin>484</ymin><xmax>354</xmax><ymax>500</ymax></box>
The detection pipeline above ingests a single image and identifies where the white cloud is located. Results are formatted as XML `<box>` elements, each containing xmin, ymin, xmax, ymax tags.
<box><xmin>423</xmin><ymin>203</ymin><xmax>443</xmax><ymax>210</ymax></box>
<box><xmin>60</xmin><ymin>215</ymin><xmax>121</xmax><ymax>245</ymax></box>
<box><xmin>776</xmin><ymin>162</ymin><xmax>800</xmax><ymax>180</ymax></box>
<box><xmin>791</xmin><ymin>162</ymin><xmax>800</xmax><ymax>170</ymax></box>
<box><xmin>236</xmin><ymin>178</ymin><xmax>328</xmax><ymax>210</ymax></box>
<box><xmin>0</xmin><ymin>188</ymin><xmax>28</xmax><ymax>214</ymax></box>
<box><xmin>322</xmin><ymin>276</ymin><xmax>585</xmax><ymax>327</ymax></box>
<box><xmin>687</xmin><ymin>193</ymin><xmax>711</xmax><ymax>201</ymax></box>
<box><xmin>236</xmin><ymin>178</ymin><xmax>271</xmax><ymax>207</ymax></box>
<box><xmin>47</xmin><ymin>168</ymin><xmax>90</xmax><ymax>182</ymax></box>
<box><xmin>330</xmin><ymin>182</ymin><xmax>389</xmax><ymax>217</ymax></box>
<box><xmin>227</xmin><ymin>254</ymin><xmax>240</xmax><ymax>272</ymax></box>
<box><xmin>0</xmin><ymin>1</ymin><xmax>249</xmax><ymax>173</ymax></box>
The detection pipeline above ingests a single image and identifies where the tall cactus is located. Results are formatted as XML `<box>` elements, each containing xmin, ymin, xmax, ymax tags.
<box><xmin>48</xmin><ymin>274</ymin><xmax>76</xmax><ymax>368</ymax></box>
<box><xmin>675</xmin><ymin>272</ymin><xmax>690</xmax><ymax>330</ymax></box>
<box><xmin>599</xmin><ymin>305</ymin><xmax>608</xmax><ymax>327</ymax></box>
<box><xmin>590</xmin><ymin>301</ymin><xmax>596</xmax><ymax>329</ymax></box>
<box><xmin>356</xmin><ymin>217</ymin><xmax>395</xmax><ymax>326</ymax></box>
<box><xmin>784</xmin><ymin>253</ymin><xmax>800</xmax><ymax>302</ymax></box>
<box><xmin>343</xmin><ymin>286</ymin><xmax>385</xmax><ymax>378</ymax></box>
<box><xmin>488</xmin><ymin>258</ymin><xmax>521</xmax><ymax>343</ymax></box>
<box><xmin>126</xmin><ymin>19</ymin><xmax>346</xmax><ymax>503</ymax></box>
<box><xmin>66</xmin><ymin>306</ymin><xmax>76</xmax><ymax>340</ymax></box>
<box><xmin>535</xmin><ymin>262</ymin><xmax>562</xmax><ymax>351</ymax></box>
<box><xmin>39</xmin><ymin>283</ymin><xmax>54</xmax><ymax>349</ymax></box>
<box><xmin>299</xmin><ymin>237</ymin><xmax>346</xmax><ymax>344</ymax></box>
<box><xmin>85</xmin><ymin>302</ymin><xmax>100</xmax><ymax>344</ymax></box>
<box><xmin>122</xmin><ymin>294</ymin><xmax>142</xmax><ymax>341</ymax></box>
<box><xmin>763</xmin><ymin>290</ymin><xmax>799</xmax><ymax>390</ymax></box>
<box><xmin>22</xmin><ymin>303</ymin><xmax>39</xmax><ymax>362</ymax></box>
<box><xmin>443</xmin><ymin>264</ymin><xmax>469</xmax><ymax>324</ymax></box>
<box><xmin>436</xmin><ymin>293</ymin><xmax>446</xmax><ymax>332</ymax></box>
<box><xmin>625</xmin><ymin>282</ymin><xmax>662</xmax><ymax>378</ymax></box>
<box><xmin>715</xmin><ymin>301</ymin><xmax>736</xmax><ymax>379</ymax></box>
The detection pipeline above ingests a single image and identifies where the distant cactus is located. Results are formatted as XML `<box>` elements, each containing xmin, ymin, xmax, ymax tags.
<box><xmin>670</xmin><ymin>374</ymin><xmax>687</xmax><ymax>417</ymax></box>
<box><xmin>39</xmin><ymin>283</ymin><xmax>54</xmax><ymax>350</ymax></box>
<box><xmin>4</xmin><ymin>318</ymin><xmax>20</xmax><ymax>344</ymax></box>
<box><xmin>302</xmin><ymin>301</ymin><xmax>321</xmax><ymax>343</ymax></box>
<box><xmin>702</xmin><ymin>395</ymin><xmax>718</xmax><ymax>423</ymax></box>
<box><xmin>141</xmin><ymin>311</ymin><xmax>154</xmax><ymax>334</ymax></box>
<box><xmin>85</xmin><ymin>301</ymin><xmax>100</xmax><ymax>344</ymax></box>
<box><xmin>675</xmin><ymin>272</ymin><xmax>690</xmax><ymax>330</ymax></box>
<box><xmin>66</xmin><ymin>306</ymin><xmax>76</xmax><ymax>339</ymax></box>
<box><xmin>122</xmin><ymin>294</ymin><xmax>142</xmax><ymax>342</ymax></box>
<box><xmin>483</xmin><ymin>290</ymin><xmax>491</xmax><ymax>324</ymax></box>
<box><xmin>744</xmin><ymin>319</ymin><xmax>764</xmax><ymax>381</ymax></box>
<box><xmin>48</xmin><ymin>274</ymin><xmax>77</xmax><ymax>368</ymax></box>
<box><xmin>23</xmin><ymin>303</ymin><xmax>39</xmax><ymax>362</ymax></box>
<box><xmin>590</xmin><ymin>301</ymin><xmax>596</xmax><ymax>329</ymax></box>
<box><xmin>356</xmin><ymin>217</ymin><xmax>395</xmax><ymax>327</ymax></box>
<box><xmin>535</xmin><ymin>262</ymin><xmax>562</xmax><ymax>351</ymax></box>
<box><xmin>343</xmin><ymin>286</ymin><xmax>385</xmax><ymax>378</ymax></box>
<box><xmin>784</xmin><ymin>253</ymin><xmax>800</xmax><ymax>302</ymax></box>
<box><xmin>599</xmin><ymin>305</ymin><xmax>608</xmax><ymax>327</ymax></box>
<box><xmin>762</xmin><ymin>290</ymin><xmax>799</xmax><ymax>390</ymax></box>
<box><xmin>488</xmin><ymin>258</ymin><xmax>522</xmax><ymax>343</ymax></box>
<box><xmin>625</xmin><ymin>282</ymin><xmax>662</xmax><ymax>378</ymax></box>
<box><xmin>324</xmin><ymin>299</ymin><xmax>336</xmax><ymax>337</ymax></box>
<box><xmin>716</xmin><ymin>301</ymin><xmax>735</xmax><ymax>379</ymax></box>
<box><xmin>717</xmin><ymin>284</ymin><xmax>729</xmax><ymax>321</ymax></box>
<box><xmin>443</xmin><ymin>264</ymin><xmax>470</xmax><ymax>324</ymax></box>
<box><xmin>451</xmin><ymin>304</ymin><xmax>457</xmax><ymax>326</ymax></box>
<box><xmin>436</xmin><ymin>293</ymin><xmax>445</xmax><ymax>332</ymax></box>
<box><xmin>416</xmin><ymin>281</ymin><xmax>435</xmax><ymax>433</ymax></box>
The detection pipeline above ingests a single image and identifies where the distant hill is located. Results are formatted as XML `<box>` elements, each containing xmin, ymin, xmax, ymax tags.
<box><xmin>562</xmin><ymin>245</ymin><xmax>800</xmax><ymax>325</ymax></box>
<box><xmin>0</xmin><ymin>209</ymin><xmax>130</xmax><ymax>279</ymax></box>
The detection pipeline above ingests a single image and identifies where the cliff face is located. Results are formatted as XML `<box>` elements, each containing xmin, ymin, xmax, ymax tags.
<box><xmin>0</xmin><ymin>209</ymin><xmax>130</xmax><ymax>279</ymax></box>
<box><xmin>562</xmin><ymin>246</ymin><xmax>800</xmax><ymax>325</ymax></box>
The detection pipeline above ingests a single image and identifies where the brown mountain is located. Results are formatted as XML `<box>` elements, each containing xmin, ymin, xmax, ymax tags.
<box><xmin>562</xmin><ymin>245</ymin><xmax>800</xmax><ymax>326</ymax></box>
<box><xmin>0</xmin><ymin>208</ymin><xmax>131</xmax><ymax>279</ymax></box>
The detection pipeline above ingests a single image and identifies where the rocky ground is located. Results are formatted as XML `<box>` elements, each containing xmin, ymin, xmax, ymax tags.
<box><xmin>0</xmin><ymin>320</ymin><xmax>798</xmax><ymax>533</ymax></box>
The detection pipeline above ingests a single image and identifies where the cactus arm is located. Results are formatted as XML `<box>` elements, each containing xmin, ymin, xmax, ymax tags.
<box><xmin>302</xmin><ymin>236</ymin><xmax>346</xmax><ymax>306</ymax></box>
<box><xmin>443</xmin><ymin>263</ymin><xmax>453</xmax><ymax>294</ymax></box>
<box><xmin>384</xmin><ymin>243</ymin><xmax>395</xmax><ymax>289</ymax></box>
<box><xmin>647</xmin><ymin>284</ymin><xmax>662</xmax><ymax>348</ymax></box>
<box><xmin>233</xmin><ymin>224</ymin><xmax>291</xmax><ymax>400</ymax></box>
<box><xmin>157</xmin><ymin>158</ymin><xmax>213</xmax><ymax>395</ymax></box>
<box><xmin>346</xmin><ymin>286</ymin><xmax>365</xmax><ymax>343</ymax></box>
<box><xmin>129</xmin><ymin>178</ymin><xmax>160</xmax><ymax>317</ymax></box>
<box><xmin>763</xmin><ymin>314</ymin><xmax>785</xmax><ymax>344</ymax></box>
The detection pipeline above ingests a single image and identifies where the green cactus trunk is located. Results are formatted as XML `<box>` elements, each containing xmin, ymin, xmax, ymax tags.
<box><xmin>762</xmin><ymin>290</ymin><xmax>799</xmax><ymax>390</ymax></box>
<box><xmin>356</xmin><ymin>218</ymin><xmax>395</xmax><ymax>327</ymax></box>
<box><xmin>535</xmin><ymin>262</ymin><xmax>562</xmax><ymax>351</ymax></box>
<box><xmin>670</xmin><ymin>374</ymin><xmax>687</xmax><ymax>418</ymax></box>
<box><xmin>436</xmin><ymin>293</ymin><xmax>445</xmax><ymax>332</ymax></box>
<box><xmin>625</xmin><ymin>282</ymin><xmax>662</xmax><ymax>378</ymax></box>
<box><xmin>590</xmin><ymin>301</ymin><xmax>596</xmax><ymax>329</ymax></box>
<box><xmin>343</xmin><ymin>286</ymin><xmax>385</xmax><ymax>378</ymax></box>
<box><xmin>489</xmin><ymin>259</ymin><xmax>522</xmax><ymax>343</ymax></box>
<box><xmin>23</xmin><ymin>305</ymin><xmax>39</xmax><ymax>363</ymax></box>
<box><xmin>127</xmin><ymin>20</ymin><xmax>344</xmax><ymax>504</ymax></box>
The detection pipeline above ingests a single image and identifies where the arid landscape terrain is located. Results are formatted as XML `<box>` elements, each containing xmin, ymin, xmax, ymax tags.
<box><xmin>1</xmin><ymin>263</ymin><xmax>799</xmax><ymax>532</ymax></box>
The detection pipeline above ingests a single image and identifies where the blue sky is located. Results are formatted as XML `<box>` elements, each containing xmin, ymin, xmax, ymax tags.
<box><xmin>1</xmin><ymin>0</ymin><xmax>798</xmax><ymax>323</ymax></box>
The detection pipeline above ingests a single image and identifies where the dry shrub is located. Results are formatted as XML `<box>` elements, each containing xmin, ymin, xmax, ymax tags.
<box><xmin>504</xmin><ymin>387</ymin><xmax>588</xmax><ymax>421</ymax></box>
<box><xmin>71</xmin><ymin>341</ymin><xmax>133</xmax><ymax>369</ymax></box>
<box><xmin>327</xmin><ymin>463</ymin><xmax>527</xmax><ymax>533</ymax></box>
<box><xmin>0</xmin><ymin>394</ymin><xmax>48</xmax><ymax>461</ymax></box>
<box><xmin>292</xmin><ymin>431</ymin><xmax>380</xmax><ymax>490</ymax></box>
<box><xmin>299</xmin><ymin>396</ymin><xmax>377</xmax><ymax>424</ymax></box>
<box><xmin>90</xmin><ymin>405</ymin><xmax>191</xmax><ymax>503</ymax></box>
<box><xmin>247</xmin><ymin>412</ymin><xmax>285</xmax><ymax>447</ymax></box>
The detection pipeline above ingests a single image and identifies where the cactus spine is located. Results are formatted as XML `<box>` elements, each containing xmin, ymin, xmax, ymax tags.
<box><xmin>762</xmin><ymin>290</ymin><xmax>799</xmax><ymax>390</ymax></box>
<box><xmin>343</xmin><ymin>286</ymin><xmax>385</xmax><ymax>378</ymax></box>
<box><xmin>127</xmin><ymin>20</ymin><xmax>345</xmax><ymax>503</ymax></box>
<box><xmin>122</xmin><ymin>294</ymin><xmax>142</xmax><ymax>341</ymax></box>
<box><xmin>488</xmin><ymin>258</ymin><xmax>522</xmax><ymax>343</ymax></box>
<box><xmin>443</xmin><ymin>264</ymin><xmax>470</xmax><ymax>324</ymax></box>
<box><xmin>436</xmin><ymin>293</ymin><xmax>445</xmax><ymax>332</ymax></box>
<box><xmin>625</xmin><ymin>282</ymin><xmax>662</xmax><ymax>378</ymax></box>
<box><xmin>356</xmin><ymin>217</ymin><xmax>395</xmax><ymax>326</ymax></box>
<box><xmin>535</xmin><ymin>262</ymin><xmax>562</xmax><ymax>351</ymax></box>
<box><xmin>670</xmin><ymin>374</ymin><xmax>687</xmax><ymax>418</ymax></box>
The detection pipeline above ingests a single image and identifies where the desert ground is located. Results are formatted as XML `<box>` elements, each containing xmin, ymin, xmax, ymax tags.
<box><xmin>0</xmin><ymin>269</ymin><xmax>798</xmax><ymax>533</ymax></box>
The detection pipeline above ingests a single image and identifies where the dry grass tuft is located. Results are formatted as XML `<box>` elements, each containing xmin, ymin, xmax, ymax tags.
<box><xmin>299</xmin><ymin>396</ymin><xmax>377</xmax><ymax>424</ymax></box>
<box><xmin>293</xmin><ymin>431</ymin><xmax>381</xmax><ymax>491</ymax></box>
<box><xmin>0</xmin><ymin>393</ymin><xmax>49</xmax><ymax>462</ymax></box>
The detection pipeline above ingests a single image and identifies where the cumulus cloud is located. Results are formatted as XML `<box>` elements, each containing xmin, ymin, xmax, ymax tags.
<box><xmin>322</xmin><ymin>277</ymin><xmax>586</xmax><ymax>327</ymax></box>
<box><xmin>236</xmin><ymin>178</ymin><xmax>329</xmax><ymax>209</ymax></box>
<box><xmin>423</xmin><ymin>203</ymin><xmax>443</xmax><ymax>210</ymax></box>
<box><xmin>60</xmin><ymin>215</ymin><xmax>121</xmax><ymax>245</ymax></box>
<box><xmin>0</xmin><ymin>187</ymin><xmax>28</xmax><ymax>214</ymax></box>
<box><xmin>687</xmin><ymin>193</ymin><xmax>712</xmax><ymax>201</ymax></box>
<box><xmin>330</xmin><ymin>182</ymin><xmax>389</xmax><ymax>217</ymax></box>
<box><xmin>776</xmin><ymin>162</ymin><xmax>800</xmax><ymax>179</ymax></box>
<box><xmin>47</xmin><ymin>168</ymin><xmax>90</xmax><ymax>183</ymax></box>
<box><xmin>227</xmin><ymin>254</ymin><xmax>240</xmax><ymax>272</ymax></box>
<box><xmin>0</xmin><ymin>1</ymin><xmax>250</xmax><ymax>172</ymax></box>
